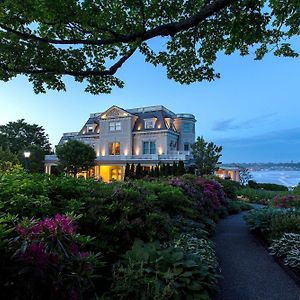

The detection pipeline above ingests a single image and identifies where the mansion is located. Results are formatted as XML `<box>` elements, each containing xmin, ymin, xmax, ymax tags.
<box><xmin>45</xmin><ymin>105</ymin><xmax>196</xmax><ymax>181</ymax></box>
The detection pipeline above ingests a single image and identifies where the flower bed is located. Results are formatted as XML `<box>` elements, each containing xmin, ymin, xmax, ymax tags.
<box><xmin>0</xmin><ymin>170</ymin><xmax>248</xmax><ymax>299</ymax></box>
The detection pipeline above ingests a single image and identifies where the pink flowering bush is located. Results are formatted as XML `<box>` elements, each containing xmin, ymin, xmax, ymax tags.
<box><xmin>273</xmin><ymin>195</ymin><xmax>300</xmax><ymax>209</ymax></box>
<box><xmin>10</xmin><ymin>214</ymin><xmax>103</xmax><ymax>300</ymax></box>
<box><xmin>169</xmin><ymin>175</ymin><xmax>227</xmax><ymax>219</ymax></box>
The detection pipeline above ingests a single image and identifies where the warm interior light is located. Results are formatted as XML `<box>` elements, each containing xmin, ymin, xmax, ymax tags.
<box><xmin>101</xmin><ymin>149</ymin><xmax>106</xmax><ymax>156</ymax></box>
<box><xmin>157</xmin><ymin>124</ymin><xmax>161</xmax><ymax>129</ymax></box>
<box><xmin>137</xmin><ymin>125</ymin><xmax>141</xmax><ymax>130</ymax></box>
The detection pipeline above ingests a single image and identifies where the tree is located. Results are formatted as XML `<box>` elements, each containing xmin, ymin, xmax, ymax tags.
<box><xmin>0</xmin><ymin>119</ymin><xmax>51</xmax><ymax>154</ymax></box>
<box><xmin>178</xmin><ymin>160</ymin><xmax>186</xmax><ymax>176</ymax></box>
<box><xmin>165</xmin><ymin>163</ymin><xmax>171</xmax><ymax>176</ymax></box>
<box><xmin>238</xmin><ymin>166</ymin><xmax>252</xmax><ymax>186</ymax></box>
<box><xmin>154</xmin><ymin>165</ymin><xmax>160</xmax><ymax>178</ymax></box>
<box><xmin>0</xmin><ymin>1</ymin><xmax>298</xmax><ymax>94</ymax></box>
<box><xmin>0</xmin><ymin>147</ymin><xmax>20</xmax><ymax>172</ymax></box>
<box><xmin>130</xmin><ymin>163</ymin><xmax>135</xmax><ymax>179</ymax></box>
<box><xmin>18</xmin><ymin>145</ymin><xmax>45</xmax><ymax>173</ymax></box>
<box><xmin>150</xmin><ymin>166</ymin><xmax>155</xmax><ymax>177</ymax></box>
<box><xmin>56</xmin><ymin>140</ymin><xmax>96</xmax><ymax>177</ymax></box>
<box><xmin>172</xmin><ymin>162</ymin><xmax>178</xmax><ymax>176</ymax></box>
<box><xmin>135</xmin><ymin>163</ymin><xmax>143</xmax><ymax>179</ymax></box>
<box><xmin>191</xmin><ymin>136</ymin><xmax>222</xmax><ymax>176</ymax></box>
<box><xmin>124</xmin><ymin>163</ymin><xmax>130</xmax><ymax>181</ymax></box>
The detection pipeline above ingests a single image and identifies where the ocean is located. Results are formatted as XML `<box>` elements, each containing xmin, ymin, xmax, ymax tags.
<box><xmin>251</xmin><ymin>170</ymin><xmax>300</xmax><ymax>187</ymax></box>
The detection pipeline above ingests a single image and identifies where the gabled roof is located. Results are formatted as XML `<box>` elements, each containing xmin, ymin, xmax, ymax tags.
<box><xmin>100</xmin><ymin>105</ymin><xmax>133</xmax><ymax>119</ymax></box>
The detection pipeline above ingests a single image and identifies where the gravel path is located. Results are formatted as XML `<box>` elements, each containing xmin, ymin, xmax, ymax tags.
<box><xmin>213</xmin><ymin>211</ymin><xmax>300</xmax><ymax>300</ymax></box>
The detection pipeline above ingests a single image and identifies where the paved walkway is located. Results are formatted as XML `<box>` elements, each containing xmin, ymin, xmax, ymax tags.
<box><xmin>213</xmin><ymin>210</ymin><xmax>300</xmax><ymax>300</ymax></box>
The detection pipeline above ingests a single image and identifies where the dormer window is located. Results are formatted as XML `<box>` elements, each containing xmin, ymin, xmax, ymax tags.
<box><xmin>87</xmin><ymin>125</ymin><xmax>94</xmax><ymax>133</ymax></box>
<box><xmin>144</xmin><ymin>118</ymin><xmax>156</xmax><ymax>129</ymax></box>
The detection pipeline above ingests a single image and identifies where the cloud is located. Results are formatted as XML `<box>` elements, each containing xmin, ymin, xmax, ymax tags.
<box><xmin>212</xmin><ymin>113</ymin><xmax>277</xmax><ymax>131</ymax></box>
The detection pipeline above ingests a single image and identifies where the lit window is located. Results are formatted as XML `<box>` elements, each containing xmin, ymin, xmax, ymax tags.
<box><xmin>109</xmin><ymin>142</ymin><xmax>120</xmax><ymax>155</ymax></box>
<box><xmin>87</xmin><ymin>125</ymin><xmax>94</xmax><ymax>132</ymax></box>
<box><xmin>145</xmin><ymin>120</ymin><xmax>154</xmax><ymax>129</ymax></box>
<box><xmin>183</xmin><ymin>123</ymin><xmax>190</xmax><ymax>133</ymax></box>
<box><xmin>143</xmin><ymin>141</ymin><xmax>156</xmax><ymax>154</ymax></box>
<box><xmin>184</xmin><ymin>143</ymin><xmax>189</xmax><ymax>151</ymax></box>
<box><xmin>109</xmin><ymin>122</ymin><xmax>122</xmax><ymax>131</ymax></box>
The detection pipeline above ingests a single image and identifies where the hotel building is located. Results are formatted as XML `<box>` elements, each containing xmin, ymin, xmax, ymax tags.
<box><xmin>45</xmin><ymin>105</ymin><xmax>196</xmax><ymax>181</ymax></box>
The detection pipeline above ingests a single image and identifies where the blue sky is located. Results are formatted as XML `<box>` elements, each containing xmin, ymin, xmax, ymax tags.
<box><xmin>0</xmin><ymin>46</ymin><xmax>299</xmax><ymax>163</ymax></box>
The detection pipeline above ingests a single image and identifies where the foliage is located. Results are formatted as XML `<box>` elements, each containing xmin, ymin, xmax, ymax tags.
<box><xmin>238</xmin><ymin>187</ymin><xmax>289</xmax><ymax>204</ymax></box>
<box><xmin>0</xmin><ymin>147</ymin><xmax>20</xmax><ymax>172</ymax></box>
<box><xmin>269</xmin><ymin>213</ymin><xmax>300</xmax><ymax>240</ymax></box>
<box><xmin>56</xmin><ymin>140</ymin><xmax>96</xmax><ymax>176</ymax></box>
<box><xmin>0</xmin><ymin>119</ymin><xmax>51</xmax><ymax>154</ymax></box>
<box><xmin>226</xmin><ymin>200</ymin><xmax>252</xmax><ymax>215</ymax></box>
<box><xmin>248</xmin><ymin>180</ymin><xmax>288</xmax><ymax>191</ymax></box>
<box><xmin>269</xmin><ymin>233</ymin><xmax>300</xmax><ymax>270</ymax></box>
<box><xmin>124</xmin><ymin>163</ymin><xmax>130</xmax><ymax>180</ymax></box>
<box><xmin>0</xmin><ymin>1</ymin><xmax>299</xmax><ymax>94</ymax></box>
<box><xmin>18</xmin><ymin>144</ymin><xmax>46</xmax><ymax>173</ymax></box>
<box><xmin>0</xmin><ymin>169</ymin><xmax>236</xmax><ymax>299</ymax></box>
<box><xmin>244</xmin><ymin>208</ymin><xmax>288</xmax><ymax>237</ymax></box>
<box><xmin>178</xmin><ymin>160</ymin><xmax>186</xmax><ymax>176</ymax></box>
<box><xmin>109</xmin><ymin>239</ymin><xmax>217</xmax><ymax>300</ymax></box>
<box><xmin>217</xmin><ymin>178</ymin><xmax>240</xmax><ymax>200</ymax></box>
<box><xmin>237</xmin><ymin>166</ymin><xmax>252</xmax><ymax>186</ymax></box>
<box><xmin>273</xmin><ymin>195</ymin><xmax>300</xmax><ymax>209</ymax></box>
<box><xmin>294</xmin><ymin>184</ymin><xmax>300</xmax><ymax>196</ymax></box>
<box><xmin>4</xmin><ymin>214</ymin><xmax>102</xmax><ymax>299</ymax></box>
<box><xmin>191</xmin><ymin>136</ymin><xmax>222</xmax><ymax>176</ymax></box>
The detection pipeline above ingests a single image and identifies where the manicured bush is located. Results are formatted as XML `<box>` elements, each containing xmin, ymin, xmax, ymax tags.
<box><xmin>226</xmin><ymin>200</ymin><xmax>252</xmax><ymax>214</ymax></box>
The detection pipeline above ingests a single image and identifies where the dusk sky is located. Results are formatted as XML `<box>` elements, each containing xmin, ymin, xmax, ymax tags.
<box><xmin>0</xmin><ymin>45</ymin><xmax>299</xmax><ymax>163</ymax></box>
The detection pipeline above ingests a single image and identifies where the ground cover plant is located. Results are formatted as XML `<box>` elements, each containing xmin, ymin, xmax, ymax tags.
<box><xmin>0</xmin><ymin>168</ymin><xmax>244</xmax><ymax>299</ymax></box>
<box><xmin>245</xmin><ymin>198</ymin><xmax>300</xmax><ymax>279</ymax></box>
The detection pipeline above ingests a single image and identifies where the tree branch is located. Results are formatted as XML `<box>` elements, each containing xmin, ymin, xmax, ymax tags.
<box><xmin>0</xmin><ymin>0</ymin><xmax>236</xmax><ymax>46</ymax></box>
<box><xmin>0</xmin><ymin>47</ymin><xmax>137</xmax><ymax>76</ymax></box>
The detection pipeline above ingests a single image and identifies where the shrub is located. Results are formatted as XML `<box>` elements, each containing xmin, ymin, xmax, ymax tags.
<box><xmin>2</xmin><ymin>214</ymin><xmax>102</xmax><ymax>299</ymax></box>
<box><xmin>273</xmin><ymin>195</ymin><xmax>300</xmax><ymax>209</ymax></box>
<box><xmin>226</xmin><ymin>200</ymin><xmax>252</xmax><ymax>214</ymax></box>
<box><xmin>269</xmin><ymin>213</ymin><xmax>300</xmax><ymax>240</ymax></box>
<box><xmin>244</xmin><ymin>208</ymin><xmax>288</xmax><ymax>238</ymax></box>
<box><xmin>270</xmin><ymin>233</ymin><xmax>300</xmax><ymax>269</ymax></box>
<box><xmin>238</xmin><ymin>187</ymin><xmax>289</xmax><ymax>204</ymax></box>
<box><xmin>109</xmin><ymin>239</ymin><xmax>218</xmax><ymax>300</ymax></box>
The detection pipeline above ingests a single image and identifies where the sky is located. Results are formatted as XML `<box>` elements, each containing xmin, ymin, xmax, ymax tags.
<box><xmin>0</xmin><ymin>43</ymin><xmax>299</xmax><ymax>163</ymax></box>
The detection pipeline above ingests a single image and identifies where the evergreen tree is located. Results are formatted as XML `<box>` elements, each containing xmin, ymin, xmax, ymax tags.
<box><xmin>150</xmin><ymin>166</ymin><xmax>155</xmax><ymax>177</ymax></box>
<box><xmin>130</xmin><ymin>163</ymin><xmax>135</xmax><ymax>179</ymax></box>
<box><xmin>136</xmin><ymin>163</ymin><xmax>142</xmax><ymax>179</ymax></box>
<box><xmin>161</xmin><ymin>163</ymin><xmax>166</xmax><ymax>177</ymax></box>
<box><xmin>155</xmin><ymin>165</ymin><xmax>160</xmax><ymax>178</ymax></box>
<box><xmin>124</xmin><ymin>163</ymin><xmax>130</xmax><ymax>181</ymax></box>
<box><xmin>178</xmin><ymin>160</ymin><xmax>186</xmax><ymax>176</ymax></box>
<box><xmin>166</xmin><ymin>163</ymin><xmax>171</xmax><ymax>176</ymax></box>
<box><xmin>172</xmin><ymin>161</ymin><xmax>178</xmax><ymax>176</ymax></box>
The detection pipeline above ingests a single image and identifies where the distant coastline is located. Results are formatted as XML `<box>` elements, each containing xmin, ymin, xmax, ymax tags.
<box><xmin>222</xmin><ymin>163</ymin><xmax>300</xmax><ymax>172</ymax></box>
<box><xmin>221</xmin><ymin>163</ymin><xmax>300</xmax><ymax>187</ymax></box>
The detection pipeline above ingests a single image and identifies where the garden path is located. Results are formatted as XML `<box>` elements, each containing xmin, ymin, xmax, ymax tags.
<box><xmin>213</xmin><ymin>209</ymin><xmax>300</xmax><ymax>300</ymax></box>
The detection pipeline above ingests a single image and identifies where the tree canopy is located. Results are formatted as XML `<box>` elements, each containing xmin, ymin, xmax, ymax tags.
<box><xmin>0</xmin><ymin>0</ymin><xmax>299</xmax><ymax>94</ymax></box>
<box><xmin>191</xmin><ymin>136</ymin><xmax>222</xmax><ymax>176</ymax></box>
<box><xmin>0</xmin><ymin>119</ymin><xmax>51</xmax><ymax>154</ymax></box>
<box><xmin>56</xmin><ymin>140</ymin><xmax>96</xmax><ymax>176</ymax></box>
